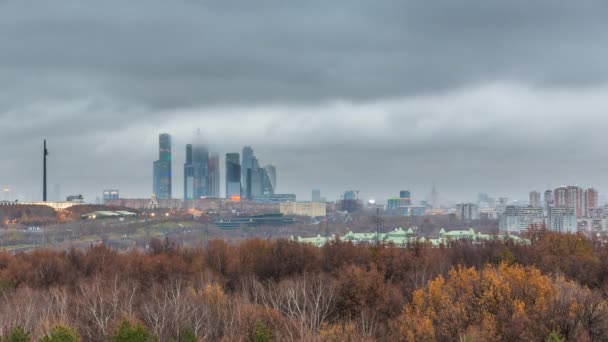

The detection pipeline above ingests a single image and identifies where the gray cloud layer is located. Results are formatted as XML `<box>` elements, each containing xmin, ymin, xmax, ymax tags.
<box><xmin>1</xmin><ymin>1</ymin><xmax>607</xmax><ymax>203</ymax></box>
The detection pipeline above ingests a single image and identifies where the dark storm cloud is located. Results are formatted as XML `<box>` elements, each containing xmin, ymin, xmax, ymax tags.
<box><xmin>1</xmin><ymin>1</ymin><xmax>608</xmax><ymax>202</ymax></box>
<box><xmin>1</xmin><ymin>0</ymin><xmax>607</xmax><ymax>108</ymax></box>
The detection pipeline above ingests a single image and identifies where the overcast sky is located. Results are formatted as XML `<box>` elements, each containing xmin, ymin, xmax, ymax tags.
<box><xmin>1</xmin><ymin>1</ymin><xmax>608</xmax><ymax>204</ymax></box>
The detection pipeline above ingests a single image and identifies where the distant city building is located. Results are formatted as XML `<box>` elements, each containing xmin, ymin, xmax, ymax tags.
<box><xmin>544</xmin><ymin>189</ymin><xmax>554</xmax><ymax>216</ymax></box>
<box><xmin>280</xmin><ymin>202</ymin><xmax>326</xmax><ymax>217</ymax></box>
<box><xmin>399</xmin><ymin>206</ymin><xmax>426</xmax><ymax>216</ymax></box>
<box><xmin>225</xmin><ymin>153</ymin><xmax>241</xmax><ymax>199</ymax></box>
<box><xmin>184</xmin><ymin>131</ymin><xmax>221</xmax><ymax>199</ymax></box>
<box><xmin>239</xmin><ymin>146</ymin><xmax>277</xmax><ymax>199</ymax></box>
<box><xmin>456</xmin><ymin>203</ymin><xmax>479</xmax><ymax>222</ymax></box>
<box><xmin>529</xmin><ymin>191</ymin><xmax>541</xmax><ymax>208</ymax></box>
<box><xmin>399</xmin><ymin>190</ymin><xmax>412</xmax><ymax>205</ymax></box>
<box><xmin>262</xmin><ymin>164</ymin><xmax>276</xmax><ymax>195</ymax></box>
<box><xmin>241</xmin><ymin>146</ymin><xmax>254</xmax><ymax>198</ymax></box>
<box><xmin>153</xmin><ymin>133</ymin><xmax>172</xmax><ymax>199</ymax></box>
<box><xmin>343</xmin><ymin>190</ymin><xmax>357</xmax><ymax>200</ymax></box>
<box><xmin>553</xmin><ymin>185</ymin><xmax>595</xmax><ymax>218</ymax></box>
<box><xmin>338</xmin><ymin>191</ymin><xmax>361</xmax><ymax>213</ymax></box>
<box><xmin>66</xmin><ymin>194</ymin><xmax>84</xmax><ymax>203</ymax></box>
<box><xmin>249</xmin><ymin>157</ymin><xmax>264</xmax><ymax>198</ymax></box>
<box><xmin>386</xmin><ymin>191</ymin><xmax>422</xmax><ymax>216</ymax></box>
<box><xmin>253</xmin><ymin>193</ymin><xmax>296</xmax><ymax>203</ymax></box>
<box><xmin>479</xmin><ymin>207</ymin><xmax>498</xmax><ymax>220</ymax></box>
<box><xmin>588</xmin><ymin>207</ymin><xmax>606</xmax><ymax>220</ymax></box>
<box><xmin>191</xmin><ymin>134</ymin><xmax>209</xmax><ymax>199</ymax></box>
<box><xmin>577</xmin><ymin>217</ymin><xmax>607</xmax><ymax>234</ymax></box>
<box><xmin>103</xmin><ymin>190</ymin><xmax>119</xmax><ymax>203</ymax></box>
<box><xmin>387</xmin><ymin>198</ymin><xmax>413</xmax><ymax>211</ymax></box>
<box><xmin>184</xmin><ymin>144</ymin><xmax>194</xmax><ymax>200</ymax></box>
<box><xmin>583</xmin><ymin>187</ymin><xmax>599</xmax><ymax>218</ymax></box>
<box><xmin>207</xmin><ymin>153</ymin><xmax>220</xmax><ymax>198</ymax></box>
<box><xmin>478</xmin><ymin>193</ymin><xmax>490</xmax><ymax>204</ymax></box>
<box><xmin>548</xmin><ymin>207</ymin><xmax>577</xmax><ymax>233</ymax></box>
<box><xmin>499</xmin><ymin>205</ymin><xmax>544</xmax><ymax>234</ymax></box>
<box><xmin>499</xmin><ymin>206</ymin><xmax>519</xmax><ymax>234</ymax></box>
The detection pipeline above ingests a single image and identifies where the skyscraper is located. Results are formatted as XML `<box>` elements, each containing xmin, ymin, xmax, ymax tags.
<box><xmin>207</xmin><ymin>153</ymin><xmax>220</xmax><ymax>198</ymax></box>
<box><xmin>184</xmin><ymin>144</ymin><xmax>194</xmax><ymax>200</ymax></box>
<box><xmin>191</xmin><ymin>133</ymin><xmax>209</xmax><ymax>199</ymax></box>
<box><xmin>554</xmin><ymin>186</ymin><xmax>584</xmax><ymax>218</ymax></box>
<box><xmin>226</xmin><ymin>153</ymin><xmax>241</xmax><ymax>199</ymax></box>
<box><xmin>153</xmin><ymin>133</ymin><xmax>172</xmax><ymax>199</ymax></box>
<box><xmin>249</xmin><ymin>157</ymin><xmax>263</xmax><ymax>198</ymax></box>
<box><xmin>241</xmin><ymin>146</ymin><xmax>254</xmax><ymax>197</ymax></box>
<box><xmin>262</xmin><ymin>164</ymin><xmax>276</xmax><ymax>195</ymax></box>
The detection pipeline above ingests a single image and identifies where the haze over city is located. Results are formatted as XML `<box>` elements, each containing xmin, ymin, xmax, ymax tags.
<box><xmin>1</xmin><ymin>1</ymin><xmax>607</xmax><ymax>203</ymax></box>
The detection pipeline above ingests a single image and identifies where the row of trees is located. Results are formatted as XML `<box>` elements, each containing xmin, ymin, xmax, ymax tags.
<box><xmin>0</xmin><ymin>232</ymin><xmax>607</xmax><ymax>340</ymax></box>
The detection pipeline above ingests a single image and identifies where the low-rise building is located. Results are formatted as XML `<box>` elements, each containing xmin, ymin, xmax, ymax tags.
<box><xmin>293</xmin><ymin>227</ymin><xmax>528</xmax><ymax>248</ymax></box>
<box><xmin>279</xmin><ymin>202</ymin><xmax>326</xmax><ymax>217</ymax></box>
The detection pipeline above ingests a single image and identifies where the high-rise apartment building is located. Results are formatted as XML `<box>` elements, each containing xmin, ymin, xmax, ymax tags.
<box><xmin>544</xmin><ymin>189</ymin><xmax>553</xmax><ymax>216</ymax></box>
<box><xmin>548</xmin><ymin>207</ymin><xmax>577</xmax><ymax>232</ymax></box>
<box><xmin>153</xmin><ymin>133</ymin><xmax>172</xmax><ymax>199</ymax></box>
<box><xmin>554</xmin><ymin>185</ymin><xmax>589</xmax><ymax>218</ymax></box>
<box><xmin>529</xmin><ymin>191</ymin><xmax>541</xmax><ymax>208</ymax></box>
<box><xmin>102</xmin><ymin>190</ymin><xmax>119</xmax><ymax>203</ymax></box>
<box><xmin>226</xmin><ymin>153</ymin><xmax>241</xmax><ymax>199</ymax></box>
<box><xmin>583</xmin><ymin>187</ymin><xmax>599</xmax><ymax>218</ymax></box>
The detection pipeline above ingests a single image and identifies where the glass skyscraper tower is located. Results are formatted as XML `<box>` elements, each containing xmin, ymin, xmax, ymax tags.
<box><xmin>241</xmin><ymin>146</ymin><xmax>254</xmax><ymax>197</ymax></box>
<box><xmin>207</xmin><ymin>153</ymin><xmax>220</xmax><ymax>198</ymax></box>
<box><xmin>153</xmin><ymin>133</ymin><xmax>172</xmax><ymax>199</ymax></box>
<box><xmin>226</xmin><ymin>153</ymin><xmax>241</xmax><ymax>198</ymax></box>
<box><xmin>262</xmin><ymin>164</ymin><xmax>276</xmax><ymax>195</ymax></box>
<box><xmin>184</xmin><ymin>144</ymin><xmax>194</xmax><ymax>199</ymax></box>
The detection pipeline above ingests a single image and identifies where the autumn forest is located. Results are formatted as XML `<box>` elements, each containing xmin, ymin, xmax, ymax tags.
<box><xmin>0</xmin><ymin>233</ymin><xmax>607</xmax><ymax>341</ymax></box>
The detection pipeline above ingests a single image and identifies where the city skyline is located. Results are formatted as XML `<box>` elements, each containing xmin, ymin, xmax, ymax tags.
<box><xmin>3</xmin><ymin>136</ymin><xmax>608</xmax><ymax>206</ymax></box>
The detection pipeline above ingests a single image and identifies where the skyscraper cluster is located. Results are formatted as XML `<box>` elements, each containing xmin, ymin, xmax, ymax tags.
<box><xmin>151</xmin><ymin>134</ymin><xmax>276</xmax><ymax>201</ymax></box>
